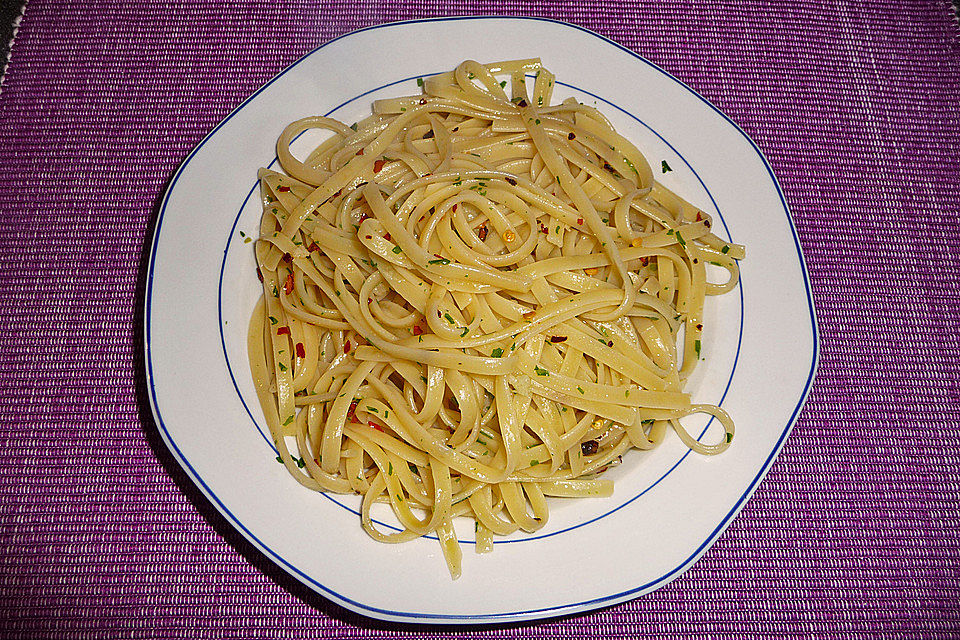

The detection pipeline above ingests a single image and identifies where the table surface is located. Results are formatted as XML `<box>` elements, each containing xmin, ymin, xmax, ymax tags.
<box><xmin>1</xmin><ymin>2</ymin><xmax>959</xmax><ymax>638</ymax></box>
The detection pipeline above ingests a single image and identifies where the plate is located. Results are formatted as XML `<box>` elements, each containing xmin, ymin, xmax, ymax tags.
<box><xmin>145</xmin><ymin>17</ymin><xmax>818</xmax><ymax>624</ymax></box>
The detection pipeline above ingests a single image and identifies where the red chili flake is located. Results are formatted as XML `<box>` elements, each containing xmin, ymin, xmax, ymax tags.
<box><xmin>517</xmin><ymin>99</ymin><xmax>528</xmax><ymax>108</ymax></box>
<box><xmin>283</xmin><ymin>273</ymin><xmax>294</xmax><ymax>295</ymax></box>
<box><xmin>333</xmin><ymin>188</ymin><xmax>343</xmax><ymax>198</ymax></box>
<box><xmin>696</xmin><ymin>211</ymin><xmax>703</xmax><ymax>221</ymax></box>
<box><xmin>295</xmin><ymin>343</ymin><xmax>306</xmax><ymax>358</ymax></box>
<box><xmin>347</xmin><ymin>399</ymin><xmax>359</xmax><ymax>421</ymax></box>
<box><xmin>256</xmin><ymin>267</ymin><xmax>264</xmax><ymax>282</ymax></box>
<box><xmin>640</xmin><ymin>257</ymin><xmax>649</xmax><ymax>267</ymax></box>
<box><xmin>365</xmin><ymin>235</ymin><xmax>372</xmax><ymax>239</ymax></box>
<box><xmin>383</xmin><ymin>233</ymin><xmax>391</xmax><ymax>241</ymax></box>
<box><xmin>277</xmin><ymin>186</ymin><xmax>291</xmax><ymax>192</ymax></box>
<box><xmin>419</xmin><ymin>98</ymin><xmax>427</xmax><ymax>105</ymax></box>
<box><xmin>549</xmin><ymin>336</ymin><xmax>567</xmax><ymax>343</ymax></box>
<box><xmin>343</xmin><ymin>340</ymin><xmax>351</xmax><ymax>353</ymax></box>
<box><xmin>368</xmin><ymin>421</ymin><xmax>384</xmax><ymax>432</ymax></box>
<box><xmin>539</xmin><ymin>223</ymin><xmax>549</xmax><ymax>234</ymax></box>
<box><xmin>356</xmin><ymin>148</ymin><xmax>364</xmax><ymax>156</ymax></box>
<box><xmin>477</xmin><ymin>224</ymin><xmax>488</xmax><ymax>241</ymax></box>
<box><xmin>607</xmin><ymin>340</ymin><xmax>614</xmax><ymax>347</ymax></box>
<box><xmin>696</xmin><ymin>324</ymin><xmax>703</xmax><ymax>331</ymax></box>
<box><xmin>452</xmin><ymin>204</ymin><xmax>457</xmax><ymax>212</ymax></box>
<box><xmin>704</xmin><ymin>219</ymin><xmax>711</xmax><ymax>228</ymax></box>
<box><xmin>276</xmin><ymin>326</ymin><xmax>291</xmax><ymax>336</ymax></box>
<box><xmin>307</xmin><ymin>242</ymin><xmax>320</xmax><ymax>253</ymax></box>
<box><xmin>505</xmin><ymin>176</ymin><xmax>517</xmax><ymax>186</ymax></box>
<box><xmin>568</xmin><ymin>132</ymin><xmax>576</xmax><ymax>140</ymax></box>
<box><xmin>577</xmin><ymin>217</ymin><xmax>584</xmax><ymax>225</ymax></box>
<box><xmin>412</xmin><ymin>324</ymin><xmax>423</xmax><ymax>336</ymax></box>
<box><xmin>373</xmin><ymin>159</ymin><xmax>385</xmax><ymax>173</ymax></box>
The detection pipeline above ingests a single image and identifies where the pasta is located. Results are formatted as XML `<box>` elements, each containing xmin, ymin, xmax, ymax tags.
<box><xmin>248</xmin><ymin>59</ymin><xmax>745</xmax><ymax>578</ymax></box>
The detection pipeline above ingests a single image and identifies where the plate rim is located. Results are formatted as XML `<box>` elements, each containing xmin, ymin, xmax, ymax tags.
<box><xmin>144</xmin><ymin>15</ymin><xmax>820</xmax><ymax>624</ymax></box>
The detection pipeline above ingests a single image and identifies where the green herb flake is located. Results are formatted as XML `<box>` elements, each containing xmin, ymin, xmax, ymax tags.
<box><xmin>416</xmin><ymin>77</ymin><xmax>424</xmax><ymax>87</ymax></box>
<box><xmin>428</xmin><ymin>258</ymin><xmax>451</xmax><ymax>265</ymax></box>
<box><xmin>350</xmin><ymin>122</ymin><xmax>358</xmax><ymax>131</ymax></box>
<box><xmin>577</xmin><ymin>386</ymin><xmax>585</xmax><ymax>394</ymax></box>
<box><xmin>695</xmin><ymin>339</ymin><xmax>702</xmax><ymax>357</ymax></box>
<box><xmin>535</xmin><ymin>118</ymin><xmax>541</xmax><ymax>125</ymax></box>
<box><xmin>278</xmin><ymin>362</ymin><xmax>287</xmax><ymax>372</ymax></box>
<box><xmin>642</xmin><ymin>419</ymin><xmax>655</xmax><ymax>425</ymax></box>
<box><xmin>239</xmin><ymin>231</ymin><xmax>245</xmax><ymax>238</ymax></box>
<box><xmin>444</xmin><ymin>312</ymin><xmax>456</xmax><ymax>324</ymax></box>
<box><xmin>530</xmin><ymin>459</ymin><xmax>540</xmax><ymax>466</ymax></box>
<box><xmin>726</xmin><ymin>432</ymin><xmax>734</xmax><ymax>443</ymax></box>
<box><xmin>721</xmin><ymin>245</ymin><xmax>730</xmax><ymax>254</ymax></box>
<box><xmin>283</xmin><ymin>414</ymin><xmax>294</xmax><ymax>426</ymax></box>
<box><xmin>491</xmin><ymin>348</ymin><xmax>504</xmax><ymax>358</ymax></box>
<box><xmin>499</xmin><ymin>80</ymin><xmax>507</xmax><ymax>88</ymax></box>
<box><xmin>276</xmin><ymin>455</ymin><xmax>283</xmax><ymax>463</ymax></box>
<box><xmin>661</xmin><ymin>160</ymin><xmax>672</xmax><ymax>173</ymax></box>
<box><xmin>460</xmin><ymin>327</ymin><xmax>469</xmax><ymax>337</ymax></box>
<box><xmin>366</xmin><ymin>406</ymin><xmax>377</xmax><ymax>413</ymax></box>
<box><xmin>675</xmin><ymin>231</ymin><xmax>686</xmax><ymax>247</ymax></box>
<box><xmin>268</xmin><ymin>316</ymin><xmax>278</xmax><ymax>325</ymax></box>
<box><xmin>534</xmin><ymin>366</ymin><xmax>549</xmax><ymax>377</ymax></box>
<box><xmin>388</xmin><ymin>462</ymin><xmax>393</xmax><ymax>475</ymax></box>
<box><xmin>392</xmin><ymin>245</ymin><xmax>403</xmax><ymax>254</ymax></box>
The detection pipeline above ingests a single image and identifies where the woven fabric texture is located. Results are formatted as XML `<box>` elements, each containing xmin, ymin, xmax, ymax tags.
<box><xmin>1</xmin><ymin>1</ymin><xmax>959</xmax><ymax>638</ymax></box>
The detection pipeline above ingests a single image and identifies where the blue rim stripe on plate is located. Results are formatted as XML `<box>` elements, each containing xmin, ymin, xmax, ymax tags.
<box><xmin>146</xmin><ymin>15</ymin><xmax>819</xmax><ymax>623</ymax></box>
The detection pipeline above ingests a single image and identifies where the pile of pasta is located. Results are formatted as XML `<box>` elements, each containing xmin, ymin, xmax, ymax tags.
<box><xmin>248</xmin><ymin>59</ymin><xmax>745</xmax><ymax>578</ymax></box>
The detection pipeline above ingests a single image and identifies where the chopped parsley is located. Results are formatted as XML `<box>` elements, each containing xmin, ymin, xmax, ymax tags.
<box><xmin>695</xmin><ymin>339</ymin><xmax>702</xmax><ymax>357</ymax></box>
<box><xmin>443</xmin><ymin>312</ymin><xmax>456</xmax><ymax>324</ymax></box>
<box><xmin>491</xmin><ymin>348</ymin><xmax>504</xmax><ymax>358</ymax></box>
<box><xmin>577</xmin><ymin>386</ymin><xmax>585</xmax><ymax>394</ymax></box>
<box><xmin>534</xmin><ymin>366</ymin><xmax>549</xmax><ymax>377</ymax></box>
<box><xmin>428</xmin><ymin>258</ymin><xmax>451</xmax><ymax>265</ymax></box>
<box><xmin>661</xmin><ymin>160</ymin><xmax>672</xmax><ymax>173</ymax></box>
<box><xmin>721</xmin><ymin>245</ymin><xmax>730</xmax><ymax>254</ymax></box>
<box><xmin>283</xmin><ymin>414</ymin><xmax>294</xmax><ymax>426</ymax></box>
<box><xmin>268</xmin><ymin>316</ymin><xmax>278</xmax><ymax>325</ymax></box>
<box><xmin>416</xmin><ymin>77</ymin><xmax>424</xmax><ymax>87</ymax></box>
<box><xmin>392</xmin><ymin>246</ymin><xmax>403</xmax><ymax>254</ymax></box>
<box><xmin>726</xmin><ymin>432</ymin><xmax>733</xmax><ymax>443</ymax></box>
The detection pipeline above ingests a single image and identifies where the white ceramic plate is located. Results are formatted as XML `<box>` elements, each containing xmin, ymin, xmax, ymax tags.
<box><xmin>145</xmin><ymin>17</ymin><xmax>817</xmax><ymax>624</ymax></box>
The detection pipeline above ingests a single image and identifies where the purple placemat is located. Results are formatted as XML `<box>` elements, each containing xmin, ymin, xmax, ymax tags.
<box><xmin>1</xmin><ymin>1</ymin><xmax>959</xmax><ymax>638</ymax></box>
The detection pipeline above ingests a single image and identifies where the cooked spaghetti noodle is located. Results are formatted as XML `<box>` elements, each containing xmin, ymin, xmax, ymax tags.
<box><xmin>248</xmin><ymin>59</ymin><xmax>745</xmax><ymax>578</ymax></box>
